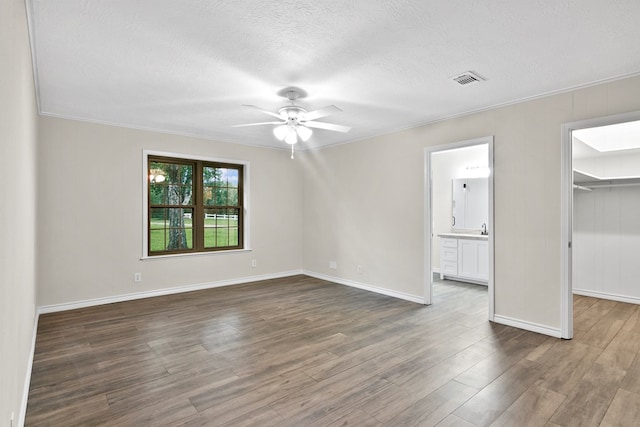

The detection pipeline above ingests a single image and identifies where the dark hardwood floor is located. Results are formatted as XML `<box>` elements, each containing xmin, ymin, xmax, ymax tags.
<box><xmin>25</xmin><ymin>275</ymin><xmax>640</xmax><ymax>426</ymax></box>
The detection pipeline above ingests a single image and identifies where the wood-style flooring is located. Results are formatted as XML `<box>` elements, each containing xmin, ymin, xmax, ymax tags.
<box><xmin>25</xmin><ymin>275</ymin><xmax>640</xmax><ymax>426</ymax></box>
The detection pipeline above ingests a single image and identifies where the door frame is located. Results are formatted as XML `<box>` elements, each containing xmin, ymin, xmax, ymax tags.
<box><xmin>424</xmin><ymin>135</ymin><xmax>494</xmax><ymax>321</ymax></box>
<box><xmin>560</xmin><ymin>109</ymin><xmax>640</xmax><ymax>339</ymax></box>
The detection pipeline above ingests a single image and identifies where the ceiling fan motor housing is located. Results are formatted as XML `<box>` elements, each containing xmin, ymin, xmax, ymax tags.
<box><xmin>279</xmin><ymin>105</ymin><xmax>306</xmax><ymax>121</ymax></box>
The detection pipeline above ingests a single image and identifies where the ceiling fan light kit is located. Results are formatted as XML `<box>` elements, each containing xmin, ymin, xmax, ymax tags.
<box><xmin>234</xmin><ymin>88</ymin><xmax>351</xmax><ymax>158</ymax></box>
<box><xmin>284</xmin><ymin>127</ymin><xmax>298</xmax><ymax>145</ymax></box>
<box><xmin>296</xmin><ymin>125</ymin><xmax>312</xmax><ymax>142</ymax></box>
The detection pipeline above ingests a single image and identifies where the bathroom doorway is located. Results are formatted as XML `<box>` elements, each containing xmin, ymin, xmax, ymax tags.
<box><xmin>424</xmin><ymin>136</ymin><xmax>494</xmax><ymax>320</ymax></box>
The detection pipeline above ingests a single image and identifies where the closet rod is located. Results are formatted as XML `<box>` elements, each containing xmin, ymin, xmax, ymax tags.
<box><xmin>583</xmin><ymin>182</ymin><xmax>640</xmax><ymax>189</ymax></box>
<box><xmin>573</xmin><ymin>184</ymin><xmax>592</xmax><ymax>191</ymax></box>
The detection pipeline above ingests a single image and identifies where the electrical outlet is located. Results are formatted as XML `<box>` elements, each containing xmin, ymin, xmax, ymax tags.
<box><xmin>251</xmin><ymin>259</ymin><xmax>257</xmax><ymax>268</ymax></box>
<box><xmin>329</xmin><ymin>261</ymin><xmax>337</xmax><ymax>270</ymax></box>
<box><xmin>134</xmin><ymin>272</ymin><xmax>142</xmax><ymax>283</ymax></box>
<box><xmin>357</xmin><ymin>265</ymin><xmax>363</xmax><ymax>274</ymax></box>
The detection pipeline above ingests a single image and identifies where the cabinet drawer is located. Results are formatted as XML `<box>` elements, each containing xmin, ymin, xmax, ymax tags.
<box><xmin>441</xmin><ymin>261</ymin><xmax>458</xmax><ymax>276</ymax></box>
<box><xmin>441</xmin><ymin>238</ymin><xmax>458</xmax><ymax>248</ymax></box>
<box><xmin>441</xmin><ymin>247</ymin><xmax>458</xmax><ymax>262</ymax></box>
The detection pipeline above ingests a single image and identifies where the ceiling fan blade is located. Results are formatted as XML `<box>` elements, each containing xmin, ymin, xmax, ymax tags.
<box><xmin>232</xmin><ymin>121</ymin><xmax>283</xmax><ymax>128</ymax></box>
<box><xmin>303</xmin><ymin>105</ymin><xmax>342</xmax><ymax>121</ymax></box>
<box><xmin>242</xmin><ymin>104</ymin><xmax>283</xmax><ymax>120</ymax></box>
<box><xmin>304</xmin><ymin>121</ymin><xmax>351</xmax><ymax>133</ymax></box>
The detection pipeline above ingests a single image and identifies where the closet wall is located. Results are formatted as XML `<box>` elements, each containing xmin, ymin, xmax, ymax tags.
<box><xmin>573</xmin><ymin>185</ymin><xmax>640</xmax><ymax>302</ymax></box>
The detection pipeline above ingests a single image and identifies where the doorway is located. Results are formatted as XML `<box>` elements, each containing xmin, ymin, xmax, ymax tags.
<box><xmin>424</xmin><ymin>136</ymin><xmax>494</xmax><ymax>321</ymax></box>
<box><xmin>561</xmin><ymin>110</ymin><xmax>640</xmax><ymax>339</ymax></box>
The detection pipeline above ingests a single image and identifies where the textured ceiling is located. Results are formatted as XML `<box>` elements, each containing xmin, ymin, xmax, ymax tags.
<box><xmin>28</xmin><ymin>0</ymin><xmax>640</xmax><ymax>151</ymax></box>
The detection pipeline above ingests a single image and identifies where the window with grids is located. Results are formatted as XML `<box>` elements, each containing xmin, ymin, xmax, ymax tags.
<box><xmin>148</xmin><ymin>155</ymin><xmax>243</xmax><ymax>255</ymax></box>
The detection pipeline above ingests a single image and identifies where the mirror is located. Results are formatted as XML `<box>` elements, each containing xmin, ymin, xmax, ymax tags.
<box><xmin>452</xmin><ymin>177</ymin><xmax>488</xmax><ymax>231</ymax></box>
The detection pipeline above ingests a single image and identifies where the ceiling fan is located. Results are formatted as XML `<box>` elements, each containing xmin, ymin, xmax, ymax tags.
<box><xmin>233</xmin><ymin>88</ymin><xmax>351</xmax><ymax>158</ymax></box>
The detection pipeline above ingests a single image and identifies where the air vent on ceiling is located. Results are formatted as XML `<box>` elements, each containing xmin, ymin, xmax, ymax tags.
<box><xmin>451</xmin><ymin>71</ymin><xmax>486</xmax><ymax>86</ymax></box>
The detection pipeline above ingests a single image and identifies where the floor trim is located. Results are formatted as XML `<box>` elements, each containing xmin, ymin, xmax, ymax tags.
<box><xmin>573</xmin><ymin>289</ymin><xmax>640</xmax><ymax>305</ymax></box>
<box><xmin>493</xmin><ymin>314</ymin><xmax>562</xmax><ymax>338</ymax></box>
<box><xmin>20</xmin><ymin>311</ymin><xmax>39</xmax><ymax>427</ymax></box>
<box><xmin>38</xmin><ymin>270</ymin><xmax>304</xmax><ymax>314</ymax></box>
<box><xmin>303</xmin><ymin>270</ymin><xmax>425</xmax><ymax>304</ymax></box>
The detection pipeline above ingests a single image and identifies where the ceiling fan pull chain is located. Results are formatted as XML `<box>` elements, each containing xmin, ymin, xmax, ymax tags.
<box><xmin>291</xmin><ymin>144</ymin><xmax>295</xmax><ymax>159</ymax></box>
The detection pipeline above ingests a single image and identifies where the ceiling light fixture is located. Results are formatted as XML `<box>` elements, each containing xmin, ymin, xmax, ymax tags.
<box><xmin>284</xmin><ymin>127</ymin><xmax>298</xmax><ymax>145</ymax></box>
<box><xmin>234</xmin><ymin>88</ymin><xmax>351</xmax><ymax>159</ymax></box>
<box><xmin>296</xmin><ymin>125</ymin><xmax>312</xmax><ymax>142</ymax></box>
<box><xmin>273</xmin><ymin>121</ymin><xmax>313</xmax><ymax>158</ymax></box>
<box><xmin>273</xmin><ymin>124</ymin><xmax>288</xmax><ymax>140</ymax></box>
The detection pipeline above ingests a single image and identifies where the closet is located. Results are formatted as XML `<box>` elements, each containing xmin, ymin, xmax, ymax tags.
<box><xmin>572</xmin><ymin>121</ymin><xmax>640</xmax><ymax>303</ymax></box>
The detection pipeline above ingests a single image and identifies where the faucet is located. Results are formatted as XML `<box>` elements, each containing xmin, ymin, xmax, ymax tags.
<box><xmin>481</xmin><ymin>223</ymin><xmax>488</xmax><ymax>235</ymax></box>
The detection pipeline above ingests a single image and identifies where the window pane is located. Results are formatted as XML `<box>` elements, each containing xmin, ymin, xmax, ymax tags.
<box><xmin>227</xmin><ymin>188</ymin><xmax>238</xmax><ymax>206</ymax></box>
<box><xmin>166</xmin><ymin>185</ymin><xmax>192</xmax><ymax>206</ymax></box>
<box><xmin>204</xmin><ymin>208</ymin><xmax>219</xmax><ymax>248</ymax></box>
<box><xmin>149</xmin><ymin>184</ymin><xmax>166</xmax><ymax>204</ymax></box>
<box><xmin>203</xmin><ymin>186</ymin><xmax>214</xmax><ymax>205</ymax></box>
<box><xmin>149</xmin><ymin>208</ymin><xmax>166</xmax><ymax>227</ymax></box>
<box><xmin>149</xmin><ymin>162</ymin><xmax>168</xmax><ymax>185</ymax></box>
<box><xmin>149</xmin><ymin>207</ymin><xmax>193</xmax><ymax>252</ymax></box>
<box><xmin>166</xmin><ymin>208</ymin><xmax>192</xmax><ymax>250</ymax></box>
<box><xmin>215</xmin><ymin>187</ymin><xmax>227</xmax><ymax>205</ymax></box>
<box><xmin>217</xmin><ymin>227</ymin><xmax>229</xmax><ymax>247</ymax></box>
<box><xmin>164</xmin><ymin>163</ymin><xmax>193</xmax><ymax>185</ymax></box>
<box><xmin>227</xmin><ymin>169</ymin><xmax>239</xmax><ymax>187</ymax></box>
<box><xmin>149</xmin><ymin>161</ymin><xmax>193</xmax><ymax>207</ymax></box>
<box><xmin>203</xmin><ymin>167</ymin><xmax>221</xmax><ymax>185</ymax></box>
<box><xmin>227</xmin><ymin>208</ymin><xmax>239</xmax><ymax>224</ymax></box>
<box><xmin>228</xmin><ymin>227</ymin><xmax>239</xmax><ymax>246</ymax></box>
<box><xmin>202</xmin><ymin>167</ymin><xmax>240</xmax><ymax>207</ymax></box>
<box><xmin>149</xmin><ymin>207</ymin><xmax>166</xmax><ymax>252</ymax></box>
<box><xmin>203</xmin><ymin>208</ymin><xmax>239</xmax><ymax>248</ymax></box>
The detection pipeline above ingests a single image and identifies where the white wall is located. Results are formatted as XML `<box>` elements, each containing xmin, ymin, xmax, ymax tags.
<box><xmin>574</xmin><ymin>185</ymin><xmax>640</xmax><ymax>302</ymax></box>
<box><xmin>431</xmin><ymin>145</ymin><xmax>488</xmax><ymax>270</ymax></box>
<box><xmin>302</xmin><ymin>75</ymin><xmax>640</xmax><ymax>333</ymax></box>
<box><xmin>37</xmin><ymin>117</ymin><xmax>304</xmax><ymax>307</ymax></box>
<box><xmin>0</xmin><ymin>0</ymin><xmax>38</xmax><ymax>424</ymax></box>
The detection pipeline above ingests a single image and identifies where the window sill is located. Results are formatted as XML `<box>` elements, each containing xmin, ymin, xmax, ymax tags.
<box><xmin>140</xmin><ymin>248</ymin><xmax>252</xmax><ymax>261</ymax></box>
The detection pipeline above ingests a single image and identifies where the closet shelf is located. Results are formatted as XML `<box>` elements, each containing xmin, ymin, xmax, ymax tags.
<box><xmin>573</xmin><ymin>170</ymin><xmax>640</xmax><ymax>189</ymax></box>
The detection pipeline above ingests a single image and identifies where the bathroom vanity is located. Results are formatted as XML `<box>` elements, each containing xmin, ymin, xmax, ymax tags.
<box><xmin>438</xmin><ymin>233</ymin><xmax>488</xmax><ymax>285</ymax></box>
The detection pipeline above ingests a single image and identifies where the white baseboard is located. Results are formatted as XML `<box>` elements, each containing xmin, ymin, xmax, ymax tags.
<box><xmin>493</xmin><ymin>314</ymin><xmax>562</xmax><ymax>338</ymax></box>
<box><xmin>303</xmin><ymin>270</ymin><xmax>425</xmax><ymax>304</ymax></box>
<box><xmin>573</xmin><ymin>288</ymin><xmax>640</xmax><ymax>305</ymax></box>
<box><xmin>38</xmin><ymin>270</ymin><xmax>304</xmax><ymax>314</ymax></box>
<box><xmin>19</xmin><ymin>311</ymin><xmax>39</xmax><ymax>427</ymax></box>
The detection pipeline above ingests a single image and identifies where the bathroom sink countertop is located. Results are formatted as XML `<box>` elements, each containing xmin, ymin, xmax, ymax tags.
<box><xmin>438</xmin><ymin>233</ymin><xmax>489</xmax><ymax>240</ymax></box>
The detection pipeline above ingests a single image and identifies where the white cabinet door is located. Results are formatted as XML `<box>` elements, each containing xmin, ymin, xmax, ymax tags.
<box><xmin>458</xmin><ymin>239</ymin><xmax>479</xmax><ymax>278</ymax></box>
<box><xmin>440</xmin><ymin>236</ymin><xmax>488</xmax><ymax>284</ymax></box>
<box><xmin>476</xmin><ymin>240</ymin><xmax>489</xmax><ymax>281</ymax></box>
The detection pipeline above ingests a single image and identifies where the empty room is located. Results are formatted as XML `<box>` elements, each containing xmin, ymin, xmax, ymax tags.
<box><xmin>4</xmin><ymin>1</ymin><xmax>640</xmax><ymax>426</ymax></box>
